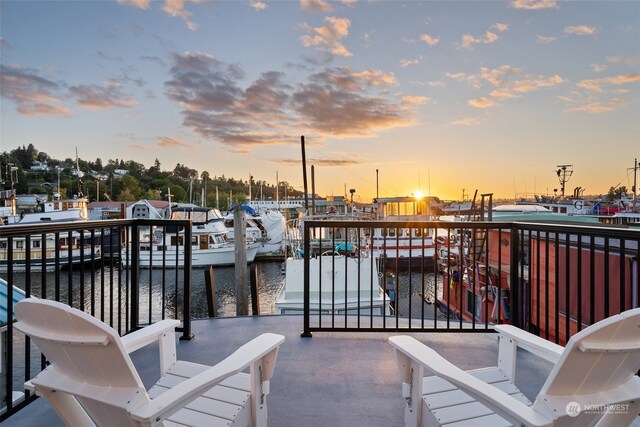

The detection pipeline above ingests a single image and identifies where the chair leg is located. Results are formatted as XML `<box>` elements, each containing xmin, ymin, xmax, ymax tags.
<box><xmin>39</xmin><ymin>388</ymin><xmax>96</xmax><ymax>426</ymax></box>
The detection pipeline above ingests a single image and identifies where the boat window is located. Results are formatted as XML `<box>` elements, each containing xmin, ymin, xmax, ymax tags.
<box><xmin>0</xmin><ymin>241</ymin><xmax>6</xmax><ymax>249</ymax></box>
<box><xmin>16</xmin><ymin>240</ymin><xmax>24</xmax><ymax>249</ymax></box>
<box><xmin>389</xmin><ymin>228</ymin><xmax>396</xmax><ymax>237</ymax></box>
<box><xmin>414</xmin><ymin>228</ymin><xmax>421</xmax><ymax>237</ymax></box>
<box><xmin>192</xmin><ymin>237</ymin><xmax>198</xmax><ymax>246</ymax></box>
<box><xmin>33</xmin><ymin>240</ymin><xmax>41</xmax><ymax>248</ymax></box>
<box><xmin>170</xmin><ymin>236</ymin><xmax>185</xmax><ymax>246</ymax></box>
<box><xmin>216</xmin><ymin>235</ymin><xmax>226</xmax><ymax>244</ymax></box>
<box><xmin>210</xmin><ymin>235</ymin><xmax>216</xmax><ymax>244</ymax></box>
<box><xmin>381</xmin><ymin>228</ymin><xmax>387</xmax><ymax>237</ymax></box>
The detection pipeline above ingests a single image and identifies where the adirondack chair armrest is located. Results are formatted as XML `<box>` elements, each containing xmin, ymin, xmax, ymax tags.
<box><xmin>121</xmin><ymin>319</ymin><xmax>181</xmax><ymax>353</ymax></box>
<box><xmin>495</xmin><ymin>325</ymin><xmax>564</xmax><ymax>364</ymax></box>
<box><xmin>389</xmin><ymin>335</ymin><xmax>553</xmax><ymax>427</ymax></box>
<box><xmin>121</xmin><ymin>319</ymin><xmax>181</xmax><ymax>375</ymax></box>
<box><xmin>129</xmin><ymin>333</ymin><xmax>285</xmax><ymax>425</ymax></box>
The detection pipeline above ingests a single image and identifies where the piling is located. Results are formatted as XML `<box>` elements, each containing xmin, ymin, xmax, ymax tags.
<box><xmin>204</xmin><ymin>266</ymin><xmax>218</xmax><ymax>317</ymax></box>
<box><xmin>250</xmin><ymin>264</ymin><xmax>260</xmax><ymax>315</ymax></box>
<box><xmin>234</xmin><ymin>208</ymin><xmax>248</xmax><ymax>315</ymax></box>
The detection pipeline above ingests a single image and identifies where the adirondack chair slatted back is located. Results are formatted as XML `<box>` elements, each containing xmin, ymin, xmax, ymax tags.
<box><xmin>539</xmin><ymin>307</ymin><xmax>640</xmax><ymax>397</ymax></box>
<box><xmin>14</xmin><ymin>299</ymin><xmax>150</xmax><ymax>425</ymax></box>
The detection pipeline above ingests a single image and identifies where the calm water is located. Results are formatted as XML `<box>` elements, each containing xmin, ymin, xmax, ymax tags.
<box><xmin>8</xmin><ymin>261</ymin><xmax>286</xmax><ymax>320</ymax></box>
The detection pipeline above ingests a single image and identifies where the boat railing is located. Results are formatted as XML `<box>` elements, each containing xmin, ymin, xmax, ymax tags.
<box><xmin>0</xmin><ymin>218</ymin><xmax>193</xmax><ymax>419</ymax></box>
<box><xmin>300</xmin><ymin>219</ymin><xmax>640</xmax><ymax>342</ymax></box>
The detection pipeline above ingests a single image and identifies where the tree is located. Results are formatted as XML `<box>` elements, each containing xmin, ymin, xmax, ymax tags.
<box><xmin>117</xmin><ymin>175</ymin><xmax>142</xmax><ymax>201</ymax></box>
<box><xmin>607</xmin><ymin>186</ymin><xmax>628</xmax><ymax>201</ymax></box>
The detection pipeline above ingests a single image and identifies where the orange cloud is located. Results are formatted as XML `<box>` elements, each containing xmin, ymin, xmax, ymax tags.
<box><xmin>567</xmin><ymin>98</ymin><xmax>630</xmax><ymax>114</ymax></box>
<box><xmin>565</xmin><ymin>25</ymin><xmax>597</xmax><ymax>36</ymax></box>
<box><xmin>0</xmin><ymin>64</ymin><xmax>71</xmax><ymax>117</ymax></box>
<box><xmin>301</xmin><ymin>17</ymin><xmax>352</xmax><ymax>57</ymax></box>
<box><xmin>69</xmin><ymin>82</ymin><xmax>137</xmax><ymax>109</ymax></box>
<box><xmin>468</xmin><ymin>97</ymin><xmax>495</xmax><ymax>108</ymax></box>
<box><xmin>157</xmin><ymin>136</ymin><xmax>198</xmax><ymax>151</ymax></box>
<box><xmin>116</xmin><ymin>0</ymin><xmax>150</xmax><ymax>9</ymax></box>
<box><xmin>420</xmin><ymin>34</ymin><xmax>440</xmax><ymax>46</ymax></box>
<box><xmin>250</xmin><ymin>1</ymin><xmax>267</xmax><ymax>11</ymax></box>
<box><xmin>300</xmin><ymin>0</ymin><xmax>333</xmax><ymax>12</ymax></box>
<box><xmin>450</xmin><ymin>117</ymin><xmax>483</xmax><ymax>126</ymax></box>
<box><xmin>510</xmin><ymin>0</ymin><xmax>558</xmax><ymax>10</ymax></box>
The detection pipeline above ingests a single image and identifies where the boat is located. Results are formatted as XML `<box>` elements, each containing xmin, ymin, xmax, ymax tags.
<box><xmin>224</xmin><ymin>205</ymin><xmax>286</xmax><ymax>259</ymax></box>
<box><xmin>274</xmin><ymin>215</ymin><xmax>390</xmax><ymax>315</ymax></box>
<box><xmin>0</xmin><ymin>192</ymin><xmax>102</xmax><ymax>272</ymax></box>
<box><xmin>121</xmin><ymin>206</ymin><xmax>259</xmax><ymax>268</ymax></box>
<box><xmin>372</xmin><ymin>196</ymin><xmax>439</xmax><ymax>269</ymax></box>
<box><xmin>0</xmin><ymin>277</ymin><xmax>26</xmax><ymax>324</ymax></box>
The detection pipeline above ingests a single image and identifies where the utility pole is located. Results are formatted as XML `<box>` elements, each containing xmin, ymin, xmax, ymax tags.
<box><xmin>632</xmin><ymin>158</ymin><xmax>638</xmax><ymax>213</ymax></box>
<box><xmin>300</xmin><ymin>136</ymin><xmax>309</xmax><ymax>212</ymax></box>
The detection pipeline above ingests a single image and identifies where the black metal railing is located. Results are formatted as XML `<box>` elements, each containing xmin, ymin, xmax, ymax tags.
<box><xmin>0</xmin><ymin>218</ymin><xmax>192</xmax><ymax>419</ymax></box>
<box><xmin>301</xmin><ymin>220</ymin><xmax>640</xmax><ymax>339</ymax></box>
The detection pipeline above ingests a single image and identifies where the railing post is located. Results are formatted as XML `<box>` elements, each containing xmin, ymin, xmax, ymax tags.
<box><xmin>301</xmin><ymin>221</ymin><xmax>312</xmax><ymax>337</ymax></box>
<box><xmin>509</xmin><ymin>225</ymin><xmax>521</xmax><ymax>328</ymax></box>
<box><xmin>130</xmin><ymin>221</ymin><xmax>140</xmax><ymax>331</ymax></box>
<box><xmin>180</xmin><ymin>222</ymin><xmax>193</xmax><ymax>340</ymax></box>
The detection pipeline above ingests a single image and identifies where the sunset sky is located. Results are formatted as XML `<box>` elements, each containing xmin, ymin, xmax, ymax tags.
<box><xmin>1</xmin><ymin>0</ymin><xmax>639</xmax><ymax>202</ymax></box>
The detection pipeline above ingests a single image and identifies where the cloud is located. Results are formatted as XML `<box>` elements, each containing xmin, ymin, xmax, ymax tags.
<box><xmin>607</xmin><ymin>55</ymin><xmax>638</xmax><ymax>65</ymax></box>
<box><xmin>420</xmin><ymin>34</ymin><xmax>440</xmax><ymax>46</ymax></box>
<box><xmin>591</xmin><ymin>64</ymin><xmax>608</xmax><ymax>74</ymax></box>
<box><xmin>460</xmin><ymin>31</ymin><xmax>499</xmax><ymax>50</ymax></box>
<box><xmin>117</xmin><ymin>0</ymin><xmax>198</xmax><ymax>29</ymax></box>
<box><xmin>400</xmin><ymin>58</ymin><xmax>420</xmax><ymax>68</ymax></box>
<box><xmin>536</xmin><ymin>34</ymin><xmax>556</xmax><ymax>43</ymax></box>
<box><xmin>300</xmin><ymin>0</ymin><xmax>333</xmax><ymax>12</ymax></box>
<box><xmin>401</xmin><ymin>96</ymin><xmax>429</xmax><ymax>105</ymax></box>
<box><xmin>492</xmin><ymin>23</ymin><xmax>509</xmax><ymax>33</ymax></box>
<box><xmin>250</xmin><ymin>1</ymin><xmax>267</xmax><ymax>11</ymax></box>
<box><xmin>450</xmin><ymin>117</ymin><xmax>482</xmax><ymax>126</ymax></box>
<box><xmin>510</xmin><ymin>0</ymin><xmax>558</xmax><ymax>10</ymax></box>
<box><xmin>565</xmin><ymin>25</ymin><xmax>597</xmax><ymax>36</ymax></box>
<box><xmin>468</xmin><ymin>97</ymin><xmax>495</xmax><ymax>108</ymax></box>
<box><xmin>274</xmin><ymin>157</ymin><xmax>364</xmax><ymax>167</ymax></box>
<box><xmin>0</xmin><ymin>64</ymin><xmax>71</xmax><ymax>116</ymax></box>
<box><xmin>129</xmin><ymin>144</ymin><xmax>151</xmax><ymax>151</ymax></box>
<box><xmin>163</xmin><ymin>0</ymin><xmax>199</xmax><ymax>31</ymax></box>
<box><xmin>157</xmin><ymin>136</ymin><xmax>198</xmax><ymax>151</ymax></box>
<box><xmin>566</xmin><ymin>98</ymin><xmax>630</xmax><ymax>114</ymax></box>
<box><xmin>577</xmin><ymin>73</ymin><xmax>640</xmax><ymax>93</ymax></box>
<box><xmin>69</xmin><ymin>82</ymin><xmax>137</xmax><ymax>109</ymax></box>
<box><xmin>427</xmin><ymin>81</ymin><xmax>445</xmax><ymax>87</ymax></box>
<box><xmin>116</xmin><ymin>0</ymin><xmax>150</xmax><ymax>9</ymax></box>
<box><xmin>340</xmin><ymin>0</ymin><xmax>357</xmax><ymax>6</ymax></box>
<box><xmin>301</xmin><ymin>17</ymin><xmax>352</xmax><ymax>57</ymax></box>
<box><xmin>165</xmin><ymin>52</ymin><xmax>418</xmax><ymax>150</ymax></box>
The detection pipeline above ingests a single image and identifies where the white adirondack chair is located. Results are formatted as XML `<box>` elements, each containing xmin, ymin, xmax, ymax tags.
<box><xmin>389</xmin><ymin>307</ymin><xmax>640</xmax><ymax>427</ymax></box>
<box><xmin>14</xmin><ymin>298</ymin><xmax>285</xmax><ymax>427</ymax></box>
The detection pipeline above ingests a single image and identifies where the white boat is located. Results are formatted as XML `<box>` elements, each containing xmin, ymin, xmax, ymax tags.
<box><xmin>274</xmin><ymin>215</ymin><xmax>390</xmax><ymax>315</ymax></box>
<box><xmin>122</xmin><ymin>206</ymin><xmax>259</xmax><ymax>268</ymax></box>
<box><xmin>372</xmin><ymin>196</ymin><xmax>438</xmax><ymax>269</ymax></box>
<box><xmin>273</xmin><ymin>252</ymin><xmax>390</xmax><ymax>315</ymax></box>
<box><xmin>224</xmin><ymin>206</ymin><xmax>286</xmax><ymax>258</ymax></box>
<box><xmin>0</xmin><ymin>192</ymin><xmax>101</xmax><ymax>272</ymax></box>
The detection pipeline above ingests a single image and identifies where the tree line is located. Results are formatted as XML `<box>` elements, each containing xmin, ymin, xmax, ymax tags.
<box><xmin>2</xmin><ymin>144</ymin><xmax>304</xmax><ymax>210</ymax></box>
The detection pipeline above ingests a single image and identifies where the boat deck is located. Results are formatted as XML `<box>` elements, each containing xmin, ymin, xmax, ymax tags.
<box><xmin>5</xmin><ymin>315</ymin><xmax>637</xmax><ymax>427</ymax></box>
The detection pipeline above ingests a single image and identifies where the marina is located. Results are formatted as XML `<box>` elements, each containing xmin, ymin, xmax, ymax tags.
<box><xmin>2</xmin><ymin>0</ymin><xmax>640</xmax><ymax>422</ymax></box>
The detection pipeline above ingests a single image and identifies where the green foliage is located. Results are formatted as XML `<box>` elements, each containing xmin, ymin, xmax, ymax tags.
<box><xmin>3</xmin><ymin>145</ymin><xmax>305</xmax><ymax>204</ymax></box>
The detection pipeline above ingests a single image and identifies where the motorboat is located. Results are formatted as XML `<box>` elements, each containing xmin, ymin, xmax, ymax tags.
<box><xmin>122</xmin><ymin>206</ymin><xmax>259</xmax><ymax>268</ymax></box>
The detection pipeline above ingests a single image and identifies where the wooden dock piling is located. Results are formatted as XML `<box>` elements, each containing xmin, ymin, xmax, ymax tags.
<box><xmin>234</xmin><ymin>208</ymin><xmax>248</xmax><ymax>315</ymax></box>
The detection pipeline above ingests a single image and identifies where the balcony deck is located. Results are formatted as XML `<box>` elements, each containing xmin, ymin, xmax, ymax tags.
<box><xmin>4</xmin><ymin>315</ymin><xmax>563</xmax><ymax>427</ymax></box>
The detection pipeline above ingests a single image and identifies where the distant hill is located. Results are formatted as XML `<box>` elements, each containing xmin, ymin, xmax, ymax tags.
<box><xmin>2</xmin><ymin>144</ymin><xmax>304</xmax><ymax>210</ymax></box>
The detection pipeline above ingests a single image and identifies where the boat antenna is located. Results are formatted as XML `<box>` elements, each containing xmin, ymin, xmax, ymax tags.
<box><xmin>555</xmin><ymin>164</ymin><xmax>573</xmax><ymax>199</ymax></box>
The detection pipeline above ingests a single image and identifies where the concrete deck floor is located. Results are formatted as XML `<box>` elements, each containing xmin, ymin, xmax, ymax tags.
<box><xmin>2</xmin><ymin>314</ymin><xmax>626</xmax><ymax>426</ymax></box>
